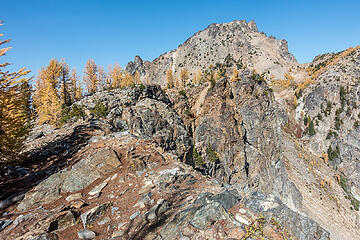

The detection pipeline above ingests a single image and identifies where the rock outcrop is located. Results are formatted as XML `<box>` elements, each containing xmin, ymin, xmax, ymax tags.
<box><xmin>1</xmin><ymin>20</ymin><xmax>359</xmax><ymax>240</ymax></box>
<box><xmin>125</xmin><ymin>20</ymin><xmax>297</xmax><ymax>87</ymax></box>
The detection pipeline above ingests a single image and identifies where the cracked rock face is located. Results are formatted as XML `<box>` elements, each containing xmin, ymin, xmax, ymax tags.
<box><xmin>193</xmin><ymin>73</ymin><xmax>301</xmax><ymax>210</ymax></box>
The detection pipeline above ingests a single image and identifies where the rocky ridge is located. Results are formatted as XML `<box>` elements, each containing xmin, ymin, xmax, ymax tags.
<box><xmin>125</xmin><ymin>20</ymin><xmax>297</xmax><ymax>87</ymax></box>
<box><xmin>0</xmin><ymin>20</ymin><xmax>360</xmax><ymax>240</ymax></box>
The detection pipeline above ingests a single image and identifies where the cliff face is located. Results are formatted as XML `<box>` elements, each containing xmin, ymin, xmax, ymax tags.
<box><xmin>1</xmin><ymin>21</ymin><xmax>360</xmax><ymax>240</ymax></box>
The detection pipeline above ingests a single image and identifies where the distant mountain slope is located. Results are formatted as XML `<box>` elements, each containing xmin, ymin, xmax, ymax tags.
<box><xmin>126</xmin><ymin>20</ymin><xmax>297</xmax><ymax>87</ymax></box>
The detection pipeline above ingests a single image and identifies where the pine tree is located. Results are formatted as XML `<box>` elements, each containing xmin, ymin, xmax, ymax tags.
<box><xmin>166</xmin><ymin>69</ymin><xmax>174</xmax><ymax>88</ymax></box>
<box><xmin>84</xmin><ymin>59</ymin><xmax>98</xmax><ymax>94</ymax></box>
<box><xmin>0</xmin><ymin>22</ymin><xmax>31</xmax><ymax>167</ymax></box>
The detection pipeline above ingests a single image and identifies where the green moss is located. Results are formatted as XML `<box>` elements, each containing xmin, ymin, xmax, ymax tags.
<box><xmin>90</xmin><ymin>102</ymin><xmax>108</xmax><ymax>118</ymax></box>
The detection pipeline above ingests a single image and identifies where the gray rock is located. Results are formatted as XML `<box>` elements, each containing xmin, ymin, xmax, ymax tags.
<box><xmin>111</xmin><ymin>207</ymin><xmax>119</xmax><ymax>215</ymax></box>
<box><xmin>88</xmin><ymin>182</ymin><xmax>107</xmax><ymax>196</ymax></box>
<box><xmin>130</xmin><ymin>211</ymin><xmax>140</xmax><ymax>220</ymax></box>
<box><xmin>189</xmin><ymin>202</ymin><xmax>227</xmax><ymax>230</ymax></box>
<box><xmin>243</xmin><ymin>191</ymin><xmax>330</xmax><ymax>240</ymax></box>
<box><xmin>30</xmin><ymin>232</ymin><xmax>58</xmax><ymax>240</ymax></box>
<box><xmin>62</xmin><ymin>149</ymin><xmax>120</xmax><ymax>193</ymax></box>
<box><xmin>0</xmin><ymin>219</ymin><xmax>12</xmax><ymax>232</ymax></box>
<box><xmin>27</xmin><ymin>131</ymin><xmax>44</xmax><ymax>142</ymax></box>
<box><xmin>97</xmin><ymin>217</ymin><xmax>110</xmax><ymax>225</ymax></box>
<box><xmin>80</xmin><ymin>203</ymin><xmax>110</xmax><ymax>228</ymax></box>
<box><xmin>78</xmin><ymin>229</ymin><xmax>96</xmax><ymax>240</ymax></box>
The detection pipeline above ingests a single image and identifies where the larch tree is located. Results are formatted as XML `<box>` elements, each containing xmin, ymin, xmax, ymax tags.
<box><xmin>122</xmin><ymin>71</ymin><xmax>134</xmax><ymax>88</ymax></box>
<box><xmin>84</xmin><ymin>59</ymin><xmax>98</xmax><ymax>94</ymax></box>
<box><xmin>134</xmin><ymin>71</ymin><xmax>141</xmax><ymax>85</ymax></box>
<box><xmin>0</xmin><ymin>21</ymin><xmax>32</xmax><ymax>167</ymax></box>
<box><xmin>180</xmin><ymin>68</ymin><xmax>189</xmax><ymax>87</ymax></box>
<box><xmin>108</xmin><ymin>64</ymin><xmax>123</xmax><ymax>89</ymax></box>
<box><xmin>70</xmin><ymin>68</ymin><xmax>82</xmax><ymax>101</ymax></box>
<box><xmin>33</xmin><ymin>59</ymin><xmax>63</xmax><ymax>125</ymax></box>
<box><xmin>98</xmin><ymin>65</ymin><xmax>107</xmax><ymax>91</ymax></box>
<box><xmin>231</xmin><ymin>67</ymin><xmax>239</xmax><ymax>81</ymax></box>
<box><xmin>166</xmin><ymin>69</ymin><xmax>174</xmax><ymax>89</ymax></box>
<box><xmin>193</xmin><ymin>69</ymin><xmax>202</xmax><ymax>84</ymax></box>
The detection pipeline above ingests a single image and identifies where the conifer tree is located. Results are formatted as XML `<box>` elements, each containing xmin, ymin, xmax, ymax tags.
<box><xmin>134</xmin><ymin>71</ymin><xmax>141</xmax><ymax>85</ymax></box>
<box><xmin>180</xmin><ymin>68</ymin><xmax>189</xmax><ymax>87</ymax></box>
<box><xmin>166</xmin><ymin>69</ymin><xmax>174</xmax><ymax>88</ymax></box>
<box><xmin>84</xmin><ymin>59</ymin><xmax>98</xmax><ymax>94</ymax></box>
<box><xmin>59</xmin><ymin>59</ymin><xmax>71</xmax><ymax>106</ymax></box>
<box><xmin>193</xmin><ymin>69</ymin><xmax>202</xmax><ymax>84</ymax></box>
<box><xmin>34</xmin><ymin>59</ymin><xmax>63</xmax><ymax>125</ymax></box>
<box><xmin>98</xmin><ymin>66</ymin><xmax>107</xmax><ymax>91</ymax></box>
<box><xmin>108</xmin><ymin>64</ymin><xmax>122</xmax><ymax>89</ymax></box>
<box><xmin>122</xmin><ymin>71</ymin><xmax>134</xmax><ymax>88</ymax></box>
<box><xmin>231</xmin><ymin>67</ymin><xmax>239</xmax><ymax>81</ymax></box>
<box><xmin>70</xmin><ymin>68</ymin><xmax>82</xmax><ymax>101</ymax></box>
<box><xmin>0</xmin><ymin>21</ymin><xmax>32</xmax><ymax>167</ymax></box>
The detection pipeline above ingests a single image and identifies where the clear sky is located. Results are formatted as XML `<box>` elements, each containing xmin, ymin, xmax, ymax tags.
<box><xmin>1</xmin><ymin>0</ymin><xmax>359</xmax><ymax>78</ymax></box>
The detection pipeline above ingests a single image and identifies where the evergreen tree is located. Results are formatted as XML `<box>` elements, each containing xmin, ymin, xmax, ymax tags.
<box><xmin>0</xmin><ymin>21</ymin><xmax>32</xmax><ymax>167</ymax></box>
<box><xmin>59</xmin><ymin>59</ymin><xmax>71</xmax><ymax>106</ymax></box>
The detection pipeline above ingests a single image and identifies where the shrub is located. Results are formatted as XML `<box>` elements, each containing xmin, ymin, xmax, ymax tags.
<box><xmin>308</xmin><ymin>119</ymin><xmax>316</xmax><ymax>136</ymax></box>
<box><xmin>60</xmin><ymin>105</ymin><xmax>85</xmax><ymax>124</ymax></box>
<box><xmin>178</xmin><ymin>90</ymin><xmax>187</xmax><ymax>98</ymax></box>
<box><xmin>193</xmin><ymin>146</ymin><xmax>205</xmax><ymax>166</ymax></box>
<box><xmin>206</xmin><ymin>142</ymin><xmax>219</xmax><ymax>163</ymax></box>
<box><xmin>90</xmin><ymin>102</ymin><xmax>108</xmax><ymax>118</ymax></box>
<box><xmin>327</xmin><ymin>145</ymin><xmax>340</xmax><ymax>161</ymax></box>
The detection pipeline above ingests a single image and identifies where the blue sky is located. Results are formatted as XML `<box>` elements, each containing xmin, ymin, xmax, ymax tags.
<box><xmin>1</xmin><ymin>0</ymin><xmax>359</xmax><ymax>78</ymax></box>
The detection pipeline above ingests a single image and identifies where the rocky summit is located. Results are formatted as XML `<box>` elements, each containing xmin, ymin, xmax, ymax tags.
<box><xmin>1</xmin><ymin>20</ymin><xmax>360</xmax><ymax>240</ymax></box>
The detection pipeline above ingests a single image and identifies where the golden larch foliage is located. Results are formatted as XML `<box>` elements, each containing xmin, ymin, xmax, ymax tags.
<box><xmin>134</xmin><ymin>71</ymin><xmax>141</xmax><ymax>85</ymax></box>
<box><xmin>122</xmin><ymin>71</ymin><xmax>135</xmax><ymax>88</ymax></box>
<box><xmin>34</xmin><ymin>59</ymin><xmax>64</xmax><ymax>125</ymax></box>
<box><xmin>231</xmin><ymin>67</ymin><xmax>239</xmax><ymax>82</ymax></box>
<box><xmin>108</xmin><ymin>64</ymin><xmax>123</xmax><ymax>89</ymax></box>
<box><xmin>70</xmin><ymin>68</ymin><xmax>82</xmax><ymax>101</ymax></box>
<box><xmin>166</xmin><ymin>69</ymin><xmax>174</xmax><ymax>88</ymax></box>
<box><xmin>0</xmin><ymin>21</ymin><xmax>31</xmax><ymax>165</ymax></box>
<box><xmin>98</xmin><ymin>65</ymin><xmax>107</xmax><ymax>91</ymax></box>
<box><xmin>180</xmin><ymin>68</ymin><xmax>189</xmax><ymax>87</ymax></box>
<box><xmin>84</xmin><ymin>59</ymin><xmax>98</xmax><ymax>94</ymax></box>
<box><xmin>193</xmin><ymin>69</ymin><xmax>202</xmax><ymax>84</ymax></box>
